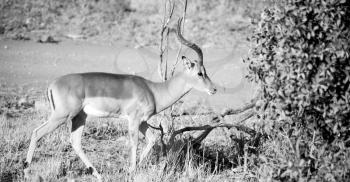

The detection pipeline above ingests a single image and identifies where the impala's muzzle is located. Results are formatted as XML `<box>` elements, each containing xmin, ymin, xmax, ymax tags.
<box><xmin>208</xmin><ymin>87</ymin><xmax>217</xmax><ymax>95</ymax></box>
<box><xmin>207</xmin><ymin>86</ymin><xmax>217</xmax><ymax>95</ymax></box>
<box><xmin>205</xmin><ymin>80</ymin><xmax>217</xmax><ymax>95</ymax></box>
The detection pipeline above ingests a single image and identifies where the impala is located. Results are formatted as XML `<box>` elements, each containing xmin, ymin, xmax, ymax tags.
<box><xmin>24</xmin><ymin>18</ymin><xmax>217</xmax><ymax>180</ymax></box>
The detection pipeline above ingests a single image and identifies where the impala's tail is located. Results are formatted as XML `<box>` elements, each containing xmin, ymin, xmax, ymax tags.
<box><xmin>47</xmin><ymin>87</ymin><xmax>55</xmax><ymax>110</ymax></box>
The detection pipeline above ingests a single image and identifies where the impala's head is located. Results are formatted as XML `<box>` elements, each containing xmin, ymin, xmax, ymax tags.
<box><xmin>176</xmin><ymin>18</ymin><xmax>217</xmax><ymax>95</ymax></box>
<box><xmin>182</xmin><ymin>56</ymin><xmax>217</xmax><ymax>95</ymax></box>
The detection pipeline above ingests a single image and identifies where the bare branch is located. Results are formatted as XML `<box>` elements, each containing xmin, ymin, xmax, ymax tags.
<box><xmin>159</xmin><ymin>0</ymin><xmax>175</xmax><ymax>81</ymax></box>
<box><xmin>221</xmin><ymin>102</ymin><xmax>255</xmax><ymax>116</ymax></box>
<box><xmin>170</xmin><ymin>94</ymin><xmax>258</xmax><ymax>118</ymax></box>
<box><xmin>192</xmin><ymin>127</ymin><xmax>214</xmax><ymax>145</ymax></box>
<box><xmin>159</xmin><ymin>123</ymin><xmax>167</xmax><ymax>157</ymax></box>
<box><xmin>210</xmin><ymin>95</ymin><xmax>259</xmax><ymax>122</ymax></box>
<box><xmin>156</xmin><ymin>0</ymin><xmax>260</xmax><ymax>154</ymax></box>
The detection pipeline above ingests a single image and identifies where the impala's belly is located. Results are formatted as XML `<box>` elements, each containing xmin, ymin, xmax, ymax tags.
<box><xmin>83</xmin><ymin>105</ymin><xmax>117</xmax><ymax>117</ymax></box>
<box><xmin>83</xmin><ymin>97</ymin><xmax>125</xmax><ymax>118</ymax></box>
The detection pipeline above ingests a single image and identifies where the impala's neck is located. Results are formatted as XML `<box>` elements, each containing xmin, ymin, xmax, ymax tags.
<box><xmin>146</xmin><ymin>73</ymin><xmax>192</xmax><ymax>113</ymax></box>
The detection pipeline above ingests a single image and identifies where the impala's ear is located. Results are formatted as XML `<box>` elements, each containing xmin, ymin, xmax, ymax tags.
<box><xmin>182</xmin><ymin>56</ymin><xmax>195</xmax><ymax>70</ymax></box>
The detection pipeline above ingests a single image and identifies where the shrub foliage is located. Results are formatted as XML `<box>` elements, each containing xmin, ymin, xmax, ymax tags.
<box><xmin>246</xmin><ymin>0</ymin><xmax>350</xmax><ymax>181</ymax></box>
<box><xmin>247</xmin><ymin>0</ymin><xmax>350</xmax><ymax>141</ymax></box>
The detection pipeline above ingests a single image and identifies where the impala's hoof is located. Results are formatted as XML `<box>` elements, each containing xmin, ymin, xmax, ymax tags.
<box><xmin>85</xmin><ymin>167</ymin><xmax>94</xmax><ymax>175</ymax></box>
<box><xmin>84</xmin><ymin>167</ymin><xmax>102</xmax><ymax>181</ymax></box>
<box><xmin>23</xmin><ymin>168</ymin><xmax>30</xmax><ymax>179</ymax></box>
<box><xmin>128</xmin><ymin>166</ymin><xmax>136</xmax><ymax>173</ymax></box>
<box><xmin>23</xmin><ymin>160</ymin><xmax>31</xmax><ymax>179</ymax></box>
<box><xmin>23</xmin><ymin>161</ymin><xmax>29</xmax><ymax>169</ymax></box>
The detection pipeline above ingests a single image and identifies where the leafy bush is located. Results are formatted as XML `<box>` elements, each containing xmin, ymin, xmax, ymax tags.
<box><xmin>248</xmin><ymin>0</ymin><xmax>350</xmax><ymax>142</ymax></box>
<box><xmin>246</xmin><ymin>0</ymin><xmax>350</xmax><ymax>181</ymax></box>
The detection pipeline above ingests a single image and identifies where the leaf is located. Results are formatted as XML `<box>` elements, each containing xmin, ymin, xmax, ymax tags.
<box><xmin>307</xmin><ymin>63</ymin><xmax>313</xmax><ymax>70</ymax></box>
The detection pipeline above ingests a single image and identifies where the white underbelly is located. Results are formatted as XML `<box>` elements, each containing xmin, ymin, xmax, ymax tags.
<box><xmin>83</xmin><ymin>105</ymin><xmax>115</xmax><ymax>117</ymax></box>
<box><xmin>82</xmin><ymin>97</ymin><xmax>136</xmax><ymax>119</ymax></box>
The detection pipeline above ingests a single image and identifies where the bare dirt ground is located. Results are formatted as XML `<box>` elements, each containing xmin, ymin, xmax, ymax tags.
<box><xmin>0</xmin><ymin>39</ymin><xmax>121</xmax><ymax>84</ymax></box>
<box><xmin>0</xmin><ymin>38</ymin><xmax>255</xmax><ymax>109</ymax></box>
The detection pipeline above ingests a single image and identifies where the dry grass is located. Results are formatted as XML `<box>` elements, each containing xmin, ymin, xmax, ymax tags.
<box><xmin>0</xmin><ymin>83</ymin><xmax>262</xmax><ymax>181</ymax></box>
<box><xmin>1</xmin><ymin>1</ymin><xmax>349</xmax><ymax>181</ymax></box>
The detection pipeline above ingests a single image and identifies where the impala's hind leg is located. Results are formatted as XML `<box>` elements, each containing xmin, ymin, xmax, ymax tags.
<box><xmin>25</xmin><ymin>113</ymin><xmax>68</xmax><ymax>167</ymax></box>
<box><xmin>70</xmin><ymin>111</ymin><xmax>102</xmax><ymax>181</ymax></box>
<box><xmin>128</xmin><ymin>123</ymin><xmax>139</xmax><ymax>172</ymax></box>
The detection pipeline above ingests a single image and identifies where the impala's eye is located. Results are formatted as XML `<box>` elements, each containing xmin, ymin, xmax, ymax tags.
<box><xmin>197</xmin><ymin>72</ymin><xmax>203</xmax><ymax>76</ymax></box>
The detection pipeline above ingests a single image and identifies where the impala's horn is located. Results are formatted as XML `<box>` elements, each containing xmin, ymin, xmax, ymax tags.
<box><xmin>175</xmin><ymin>18</ymin><xmax>203</xmax><ymax>66</ymax></box>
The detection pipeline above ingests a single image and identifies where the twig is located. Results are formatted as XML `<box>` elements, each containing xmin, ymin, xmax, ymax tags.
<box><xmin>171</xmin><ymin>111</ymin><xmax>214</xmax><ymax>117</ymax></box>
<box><xmin>158</xmin><ymin>0</ymin><xmax>175</xmax><ymax>135</ymax></box>
<box><xmin>159</xmin><ymin>0</ymin><xmax>175</xmax><ymax>81</ymax></box>
<box><xmin>159</xmin><ymin>123</ymin><xmax>167</xmax><ymax>157</ymax></box>
<box><xmin>192</xmin><ymin>127</ymin><xmax>215</xmax><ymax>145</ymax></box>
<box><xmin>220</xmin><ymin>102</ymin><xmax>256</xmax><ymax>117</ymax></box>
<box><xmin>170</xmin><ymin>96</ymin><xmax>258</xmax><ymax>119</ymax></box>
<box><xmin>243</xmin><ymin>144</ymin><xmax>248</xmax><ymax>174</ymax></box>
<box><xmin>169</xmin><ymin>0</ymin><xmax>188</xmax><ymax>130</ymax></box>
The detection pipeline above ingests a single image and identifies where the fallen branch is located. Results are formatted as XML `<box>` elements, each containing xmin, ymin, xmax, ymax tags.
<box><xmin>168</xmin><ymin>109</ymin><xmax>256</xmax><ymax>148</ymax></box>
<box><xmin>157</xmin><ymin>95</ymin><xmax>260</xmax><ymax>155</ymax></box>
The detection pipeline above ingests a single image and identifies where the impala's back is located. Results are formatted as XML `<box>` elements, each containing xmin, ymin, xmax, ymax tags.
<box><xmin>49</xmin><ymin>73</ymin><xmax>156</xmax><ymax>119</ymax></box>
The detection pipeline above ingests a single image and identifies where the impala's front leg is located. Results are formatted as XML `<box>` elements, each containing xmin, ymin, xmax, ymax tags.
<box><xmin>128</xmin><ymin>118</ymin><xmax>140</xmax><ymax>172</ymax></box>
<box><xmin>139</xmin><ymin>121</ymin><xmax>157</xmax><ymax>164</ymax></box>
